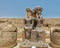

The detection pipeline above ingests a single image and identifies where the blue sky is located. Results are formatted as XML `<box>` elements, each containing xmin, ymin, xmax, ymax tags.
<box><xmin>0</xmin><ymin>0</ymin><xmax>60</xmax><ymax>18</ymax></box>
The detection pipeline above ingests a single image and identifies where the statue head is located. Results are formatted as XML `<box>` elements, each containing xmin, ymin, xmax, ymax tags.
<box><xmin>32</xmin><ymin>10</ymin><xmax>36</xmax><ymax>18</ymax></box>
<box><xmin>26</xmin><ymin>8</ymin><xmax>32</xmax><ymax>18</ymax></box>
<box><xmin>34</xmin><ymin>7</ymin><xmax>43</xmax><ymax>18</ymax></box>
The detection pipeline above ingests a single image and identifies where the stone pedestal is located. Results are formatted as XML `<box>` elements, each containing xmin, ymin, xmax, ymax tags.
<box><xmin>30</xmin><ymin>30</ymin><xmax>37</xmax><ymax>42</ymax></box>
<box><xmin>20</xmin><ymin>41</ymin><xmax>48</xmax><ymax>48</ymax></box>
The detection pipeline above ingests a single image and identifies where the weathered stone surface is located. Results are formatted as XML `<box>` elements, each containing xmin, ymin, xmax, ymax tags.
<box><xmin>0</xmin><ymin>22</ymin><xmax>17</xmax><ymax>48</ymax></box>
<box><xmin>50</xmin><ymin>29</ymin><xmax>60</xmax><ymax>48</ymax></box>
<box><xmin>0</xmin><ymin>22</ymin><xmax>16</xmax><ymax>32</ymax></box>
<box><xmin>20</xmin><ymin>41</ymin><xmax>48</xmax><ymax>48</ymax></box>
<box><xmin>0</xmin><ymin>18</ymin><xmax>60</xmax><ymax>40</ymax></box>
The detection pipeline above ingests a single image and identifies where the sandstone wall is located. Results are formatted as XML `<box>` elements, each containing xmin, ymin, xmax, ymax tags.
<box><xmin>0</xmin><ymin>18</ymin><xmax>24</xmax><ymax>39</ymax></box>
<box><xmin>0</xmin><ymin>18</ymin><xmax>60</xmax><ymax>43</ymax></box>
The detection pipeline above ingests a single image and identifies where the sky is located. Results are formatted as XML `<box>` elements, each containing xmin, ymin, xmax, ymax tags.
<box><xmin>0</xmin><ymin>0</ymin><xmax>60</xmax><ymax>18</ymax></box>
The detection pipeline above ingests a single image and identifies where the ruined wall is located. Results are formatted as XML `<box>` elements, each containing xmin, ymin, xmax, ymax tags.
<box><xmin>0</xmin><ymin>18</ymin><xmax>24</xmax><ymax>40</ymax></box>
<box><xmin>0</xmin><ymin>18</ymin><xmax>60</xmax><ymax>43</ymax></box>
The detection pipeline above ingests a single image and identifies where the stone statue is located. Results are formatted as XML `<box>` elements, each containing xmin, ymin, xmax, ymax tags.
<box><xmin>24</xmin><ymin>8</ymin><xmax>34</xmax><ymax>30</ymax></box>
<box><xmin>37</xmin><ymin>17</ymin><xmax>43</xmax><ymax>27</ymax></box>
<box><xmin>24</xmin><ymin>17</ymin><xmax>33</xmax><ymax>43</ymax></box>
<box><xmin>36</xmin><ymin>19</ymin><xmax>43</xmax><ymax>41</ymax></box>
<box><xmin>21</xmin><ymin>8</ymin><xmax>33</xmax><ymax>45</ymax></box>
<box><xmin>20</xmin><ymin>7</ymin><xmax>48</xmax><ymax>48</ymax></box>
<box><xmin>34</xmin><ymin>7</ymin><xmax>43</xmax><ymax>18</ymax></box>
<box><xmin>33</xmin><ymin>7</ymin><xmax>44</xmax><ymax>41</ymax></box>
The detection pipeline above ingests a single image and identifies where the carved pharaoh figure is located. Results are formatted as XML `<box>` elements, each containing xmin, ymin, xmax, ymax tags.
<box><xmin>34</xmin><ymin>7</ymin><xmax>44</xmax><ymax>41</ymax></box>
<box><xmin>24</xmin><ymin>8</ymin><xmax>33</xmax><ymax>29</ymax></box>
<box><xmin>24</xmin><ymin>18</ymin><xmax>33</xmax><ymax>29</ymax></box>
<box><xmin>24</xmin><ymin>8</ymin><xmax>34</xmax><ymax>40</ymax></box>
<box><xmin>33</xmin><ymin>7</ymin><xmax>43</xmax><ymax>27</ymax></box>
<box><xmin>20</xmin><ymin>7</ymin><xmax>48</xmax><ymax>48</ymax></box>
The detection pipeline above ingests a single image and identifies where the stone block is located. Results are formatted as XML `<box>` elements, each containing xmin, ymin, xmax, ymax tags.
<box><xmin>30</xmin><ymin>30</ymin><xmax>37</xmax><ymax>42</ymax></box>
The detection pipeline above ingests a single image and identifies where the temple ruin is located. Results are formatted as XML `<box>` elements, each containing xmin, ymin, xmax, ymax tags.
<box><xmin>0</xmin><ymin>7</ymin><xmax>60</xmax><ymax>48</ymax></box>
